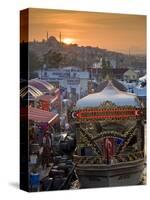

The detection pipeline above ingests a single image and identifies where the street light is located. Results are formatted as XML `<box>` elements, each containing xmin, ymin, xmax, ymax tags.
<box><xmin>62</xmin><ymin>99</ymin><xmax>70</xmax><ymax>123</ymax></box>
<box><xmin>41</xmin><ymin>64</ymin><xmax>47</xmax><ymax>79</ymax></box>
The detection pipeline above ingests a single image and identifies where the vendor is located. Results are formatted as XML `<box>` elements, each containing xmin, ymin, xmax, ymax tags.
<box><xmin>41</xmin><ymin>131</ymin><xmax>52</xmax><ymax>169</ymax></box>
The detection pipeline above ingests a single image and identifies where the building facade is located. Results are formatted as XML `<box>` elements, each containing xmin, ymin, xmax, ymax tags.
<box><xmin>36</xmin><ymin>66</ymin><xmax>89</xmax><ymax>101</ymax></box>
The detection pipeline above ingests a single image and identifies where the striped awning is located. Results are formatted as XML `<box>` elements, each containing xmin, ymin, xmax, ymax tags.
<box><xmin>28</xmin><ymin>106</ymin><xmax>59</xmax><ymax>124</ymax></box>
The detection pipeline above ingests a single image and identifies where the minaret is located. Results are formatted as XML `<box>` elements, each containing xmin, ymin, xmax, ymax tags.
<box><xmin>46</xmin><ymin>32</ymin><xmax>49</xmax><ymax>41</ymax></box>
<box><xmin>59</xmin><ymin>32</ymin><xmax>62</xmax><ymax>44</ymax></box>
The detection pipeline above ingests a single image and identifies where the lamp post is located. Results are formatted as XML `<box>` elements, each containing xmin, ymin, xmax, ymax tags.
<box><xmin>62</xmin><ymin>99</ymin><xmax>69</xmax><ymax>123</ymax></box>
<box><xmin>41</xmin><ymin>64</ymin><xmax>47</xmax><ymax>80</ymax></box>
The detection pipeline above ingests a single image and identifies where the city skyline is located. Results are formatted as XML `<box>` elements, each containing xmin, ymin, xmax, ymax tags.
<box><xmin>28</xmin><ymin>8</ymin><xmax>146</xmax><ymax>55</ymax></box>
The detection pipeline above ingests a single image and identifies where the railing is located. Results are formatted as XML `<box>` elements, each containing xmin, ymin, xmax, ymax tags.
<box><xmin>73</xmin><ymin>151</ymin><xmax>144</xmax><ymax>165</ymax></box>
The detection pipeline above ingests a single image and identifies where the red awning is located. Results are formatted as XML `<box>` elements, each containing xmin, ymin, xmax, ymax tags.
<box><xmin>28</xmin><ymin>106</ymin><xmax>59</xmax><ymax>124</ymax></box>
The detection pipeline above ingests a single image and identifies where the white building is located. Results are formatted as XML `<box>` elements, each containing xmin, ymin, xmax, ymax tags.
<box><xmin>123</xmin><ymin>69</ymin><xmax>138</xmax><ymax>82</ymax></box>
<box><xmin>36</xmin><ymin>66</ymin><xmax>89</xmax><ymax>100</ymax></box>
<box><xmin>92</xmin><ymin>57</ymin><xmax>117</xmax><ymax>69</ymax></box>
<box><xmin>119</xmin><ymin>74</ymin><xmax>146</xmax><ymax>107</ymax></box>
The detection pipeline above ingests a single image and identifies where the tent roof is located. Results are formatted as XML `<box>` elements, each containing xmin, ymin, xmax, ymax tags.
<box><xmin>20</xmin><ymin>85</ymin><xmax>43</xmax><ymax>99</ymax></box>
<box><xmin>29</xmin><ymin>79</ymin><xmax>54</xmax><ymax>93</ymax></box>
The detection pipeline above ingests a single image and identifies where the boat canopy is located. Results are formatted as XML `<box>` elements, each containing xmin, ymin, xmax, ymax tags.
<box><xmin>76</xmin><ymin>80</ymin><xmax>141</xmax><ymax>109</ymax></box>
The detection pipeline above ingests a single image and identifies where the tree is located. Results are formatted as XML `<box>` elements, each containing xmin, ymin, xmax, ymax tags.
<box><xmin>101</xmin><ymin>58</ymin><xmax>112</xmax><ymax>80</ymax></box>
<box><xmin>44</xmin><ymin>50</ymin><xmax>63</xmax><ymax>68</ymax></box>
<box><xmin>102</xmin><ymin>57</ymin><xmax>107</xmax><ymax>69</ymax></box>
<box><xmin>29</xmin><ymin>50</ymin><xmax>41</xmax><ymax>72</ymax></box>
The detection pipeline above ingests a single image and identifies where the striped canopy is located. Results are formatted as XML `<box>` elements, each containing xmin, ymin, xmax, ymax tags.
<box><xmin>21</xmin><ymin>106</ymin><xmax>59</xmax><ymax>125</ymax></box>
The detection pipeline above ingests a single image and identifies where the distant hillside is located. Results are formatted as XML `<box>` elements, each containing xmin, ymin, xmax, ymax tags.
<box><xmin>28</xmin><ymin>36</ymin><xmax>146</xmax><ymax>71</ymax></box>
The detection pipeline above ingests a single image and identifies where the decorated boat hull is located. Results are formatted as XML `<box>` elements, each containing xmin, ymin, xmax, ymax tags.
<box><xmin>76</xmin><ymin>159</ymin><xmax>144</xmax><ymax>188</ymax></box>
<box><xmin>70</xmin><ymin>80</ymin><xmax>145</xmax><ymax>189</ymax></box>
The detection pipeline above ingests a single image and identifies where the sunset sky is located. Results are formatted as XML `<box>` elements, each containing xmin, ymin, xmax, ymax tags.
<box><xmin>28</xmin><ymin>8</ymin><xmax>146</xmax><ymax>54</ymax></box>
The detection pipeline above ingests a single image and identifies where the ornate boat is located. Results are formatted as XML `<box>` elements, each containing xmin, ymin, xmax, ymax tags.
<box><xmin>69</xmin><ymin>80</ymin><xmax>145</xmax><ymax>188</ymax></box>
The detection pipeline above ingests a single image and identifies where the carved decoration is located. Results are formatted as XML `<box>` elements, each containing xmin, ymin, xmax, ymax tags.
<box><xmin>79</xmin><ymin>123</ymin><xmax>138</xmax><ymax>157</ymax></box>
<box><xmin>99</xmin><ymin>101</ymin><xmax>117</xmax><ymax>108</ymax></box>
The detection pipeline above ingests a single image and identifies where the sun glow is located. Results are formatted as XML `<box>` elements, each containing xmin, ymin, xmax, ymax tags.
<box><xmin>63</xmin><ymin>38</ymin><xmax>75</xmax><ymax>44</ymax></box>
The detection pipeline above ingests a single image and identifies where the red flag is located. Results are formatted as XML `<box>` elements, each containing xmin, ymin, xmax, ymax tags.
<box><xmin>105</xmin><ymin>138</ymin><xmax>114</xmax><ymax>161</ymax></box>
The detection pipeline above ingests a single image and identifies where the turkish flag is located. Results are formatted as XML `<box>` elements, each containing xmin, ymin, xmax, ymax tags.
<box><xmin>104</xmin><ymin>138</ymin><xmax>114</xmax><ymax>160</ymax></box>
